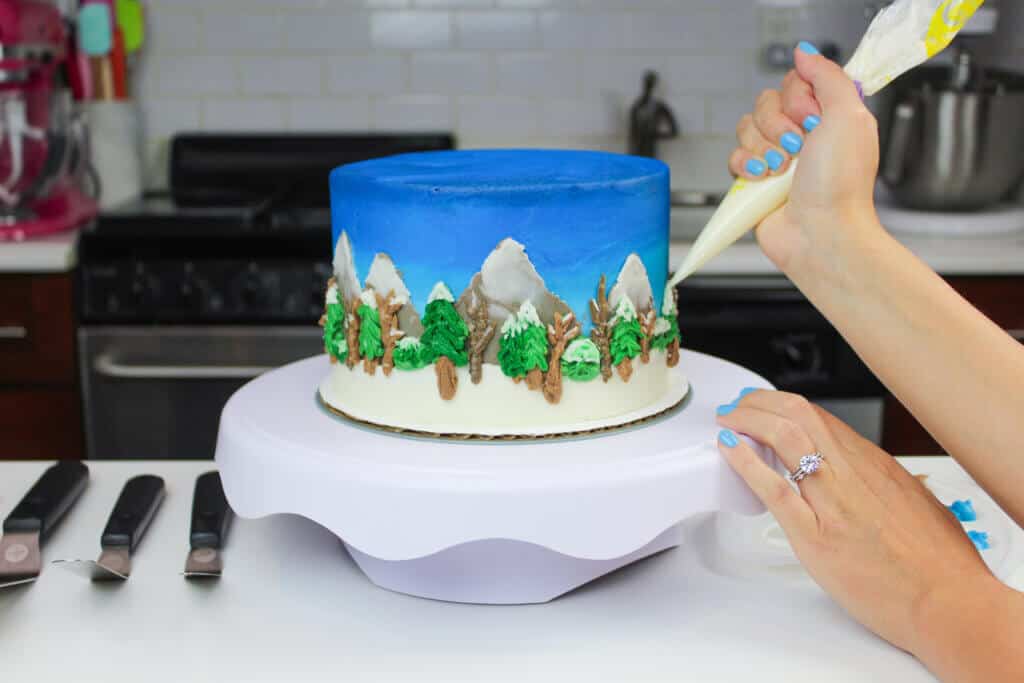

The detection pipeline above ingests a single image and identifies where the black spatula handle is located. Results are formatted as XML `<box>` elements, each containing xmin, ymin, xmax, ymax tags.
<box><xmin>3</xmin><ymin>461</ymin><xmax>89</xmax><ymax>541</ymax></box>
<box><xmin>190</xmin><ymin>471</ymin><xmax>233</xmax><ymax>550</ymax></box>
<box><xmin>101</xmin><ymin>475</ymin><xmax>166</xmax><ymax>551</ymax></box>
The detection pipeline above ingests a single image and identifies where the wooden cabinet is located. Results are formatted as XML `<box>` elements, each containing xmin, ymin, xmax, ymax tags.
<box><xmin>0</xmin><ymin>273</ymin><xmax>83</xmax><ymax>459</ymax></box>
<box><xmin>881</xmin><ymin>276</ymin><xmax>1024</xmax><ymax>455</ymax></box>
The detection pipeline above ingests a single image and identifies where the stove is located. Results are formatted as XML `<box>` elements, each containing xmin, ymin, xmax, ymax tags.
<box><xmin>77</xmin><ymin>133</ymin><xmax>455</xmax><ymax>459</ymax></box>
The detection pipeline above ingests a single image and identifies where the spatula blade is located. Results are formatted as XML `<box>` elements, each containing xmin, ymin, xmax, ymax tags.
<box><xmin>0</xmin><ymin>531</ymin><xmax>41</xmax><ymax>589</ymax></box>
<box><xmin>184</xmin><ymin>547</ymin><xmax>223</xmax><ymax>578</ymax></box>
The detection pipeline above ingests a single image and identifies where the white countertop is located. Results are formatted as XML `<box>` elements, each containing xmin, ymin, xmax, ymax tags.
<box><xmin>2</xmin><ymin>458</ymin><xmax>1021</xmax><ymax>682</ymax></box>
<box><xmin>0</xmin><ymin>229</ymin><xmax>78</xmax><ymax>273</ymax></box>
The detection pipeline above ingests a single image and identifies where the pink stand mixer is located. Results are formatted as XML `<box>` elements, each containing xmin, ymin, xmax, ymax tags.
<box><xmin>0</xmin><ymin>0</ymin><xmax>98</xmax><ymax>241</ymax></box>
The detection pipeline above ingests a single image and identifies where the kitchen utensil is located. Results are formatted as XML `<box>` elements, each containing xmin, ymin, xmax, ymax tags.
<box><xmin>78</xmin><ymin>3</ymin><xmax>112</xmax><ymax>56</ymax></box>
<box><xmin>877</xmin><ymin>63</ymin><xmax>1024</xmax><ymax>211</ymax></box>
<box><xmin>0</xmin><ymin>461</ymin><xmax>89</xmax><ymax>588</ymax></box>
<box><xmin>115</xmin><ymin>0</ymin><xmax>144</xmax><ymax>54</ymax></box>
<box><xmin>53</xmin><ymin>474</ymin><xmax>165</xmax><ymax>581</ymax></box>
<box><xmin>183</xmin><ymin>471</ymin><xmax>233</xmax><ymax>579</ymax></box>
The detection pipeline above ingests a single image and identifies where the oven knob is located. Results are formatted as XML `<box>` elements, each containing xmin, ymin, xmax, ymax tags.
<box><xmin>130</xmin><ymin>268</ymin><xmax>160</xmax><ymax>308</ymax></box>
<box><xmin>241</xmin><ymin>275</ymin><xmax>263</xmax><ymax>308</ymax></box>
<box><xmin>772</xmin><ymin>334</ymin><xmax>822</xmax><ymax>374</ymax></box>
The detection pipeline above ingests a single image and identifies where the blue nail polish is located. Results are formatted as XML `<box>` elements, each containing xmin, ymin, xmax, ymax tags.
<box><xmin>798</xmin><ymin>41</ymin><xmax>820</xmax><ymax>55</ymax></box>
<box><xmin>739</xmin><ymin>387</ymin><xmax>759</xmax><ymax>398</ymax></box>
<box><xmin>803</xmin><ymin>115</ymin><xmax>821</xmax><ymax>132</ymax></box>
<box><xmin>780</xmin><ymin>132</ymin><xmax>803</xmax><ymax>155</ymax></box>
<box><xmin>716</xmin><ymin>402</ymin><xmax>737</xmax><ymax>416</ymax></box>
<box><xmin>745</xmin><ymin>158</ymin><xmax>766</xmax><ymax>176</ymax></box>
<box><xmin>764</xmin><ymin>149</ymin><xmax>784</xmax><ymax>171</ymax></box>
<box><xmin>718</xmin><ymin>429</ymin><xmax>739</xmax><ymax>448</ymax></box>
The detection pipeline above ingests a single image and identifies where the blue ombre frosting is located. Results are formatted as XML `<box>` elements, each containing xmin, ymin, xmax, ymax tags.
<box><xmin>329</xmin><ymin>149</ymin><xmax>670</xmax><ymax>330</ymax></box>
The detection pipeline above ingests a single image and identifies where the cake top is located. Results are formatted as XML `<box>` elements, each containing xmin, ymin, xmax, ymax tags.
<box><xmin>330</xmin><ymin>149</ymin><xmax>668</xmax><ymax>194</ymax></box>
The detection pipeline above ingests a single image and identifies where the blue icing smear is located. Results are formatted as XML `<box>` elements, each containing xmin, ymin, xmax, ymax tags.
<box><xmin>967</xmin><ymin>530</ymin><xmax>990</xmax><ymax>551</ymax></box>
<box><xmin>330</xmin><ymin>149</ymin><xmax>670</xmax><ymax>333</ymax></box>
<box><xmin>948</xmin><ymin>499</ymin><xmax>977</xmax><ymax>522</ymax></box>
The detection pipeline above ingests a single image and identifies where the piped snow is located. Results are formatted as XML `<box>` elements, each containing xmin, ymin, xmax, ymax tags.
<box><xmin>397</xmin><ymin>336</ymin><xmax>421</xmax><ymax>350</ymax></box>
<box><xmin>661</xmin><ymin>283</ymin><xmax>677</xmax><ymax>316</ymax></box>
<box><xmin>359</xmin><ymin>289</ymin><xmax>378</xmax><ymax>309</ymax></box>
<box><xmin>428</xmin><ymin>281</ymin><xmax>454</xmax><ymax>304</ymax></box>
<box><xmin>500</xmin><ymin>312</ymin><xmax>520</xmax><ymax>337</ymax></box>
<box><xmin>479</xmin><ymin>239</ymin><xmax>548</xmax><ymax>308</ymax></box>
<box><xmin>563</xmin><ymin>338</ymin><xmax>599</xmax><ymax>364</ymax></box>
<box><xmin>653</xmin><ymin>317</ymin><xmax>671</xmax><ymax>336</ymax></box>
<box><xmin>609</xmin><ymin>254</ymin><xmax>654</xmax><ymax>312</ymax></box>
<box><xmin>612</xmin><ymin>297</ymin><xmax>637</xmax><ymax>325</ymax></box>
<box><xmin>325</xmin><ymin>283</ymin><xmax>339</xmax><ymax>305</ymax></box>
<box><xmin>365</xmin><ymin>254</ymin><xmax>411</xmax><ymax>305</ymax></box>
<box><xmin>518</xmin><ymin>300</ymin><xmax>542</xmax><ymax>327</ymax></box>
<box><xmin>332</xmin><ymin>232</ymin><xmax>361</xmax><ymax>302</ymax></box>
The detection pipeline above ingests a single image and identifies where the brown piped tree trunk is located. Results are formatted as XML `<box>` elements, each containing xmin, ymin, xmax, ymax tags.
<box><xmin>376</xmin><ymin>290</ymin><xmax>405</xmax><ymax>377</ymax></box>
<box><xmin>435</xmin><ymin>356</ymin><xmax>458</xmax><ymax>400</ymax></box>
<box><xmin>345</xmin><ymin>297</ymin><xmax>361</xmax><ymax>370</ymax></box>
<box><xmin>467</xmin><ymin>295</ymin><xmax>496</xmax><ymax>385</ymax></box>
<box><xmin>667</xmin><ymin>338</ymin><xmax>680</xmax><ymax>368</ymax></box>
<box><xmin>543</xmin><ymin>312</ymin><xmax>579</xmax><ymax>405</ymax></box>
<box><xmin>617</xmin><ymin>356</ymin><xmax>634</xmax><ymax>382</ymax></box>
<box><xmin>526</xmin><ymin>367</ymin><xmax>544</xmax><ymax>391</ymax></box>
<box><xmin>589</xmin><ymin>275</ymin><xmax>613</xmax><ymax>383</ymax></box>
<box><xmin>639</xmin><ymin>309</ymin><xmax>656</xmax><ymax>364</ymax></box>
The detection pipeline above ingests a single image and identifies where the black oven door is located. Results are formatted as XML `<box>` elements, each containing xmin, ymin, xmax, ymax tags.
<box><xmin>79</xmin><ymin>326</ymin><xmax>323</xmax><ymax>459</ymax></box>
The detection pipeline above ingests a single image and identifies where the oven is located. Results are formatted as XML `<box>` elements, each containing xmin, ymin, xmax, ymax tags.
<box><xmin>78</xmin><ymin>326</ymin><xmax>321</xmax><ymax>459</ymax></box>
<box><xmin>677</xmin><ymin>276</ymin><xmax>886</xmax><ymax>443</ymax></box>
<box><xmin>77</xmin><ymin>133</ymin><xmax>455</xmax><ymax>459</ymax></box>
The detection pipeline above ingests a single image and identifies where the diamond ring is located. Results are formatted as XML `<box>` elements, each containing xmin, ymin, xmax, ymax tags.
<box><xmin>787</xmin><ymin>452</ymin><xmax>824</xmax><ymax>483</ymax></box>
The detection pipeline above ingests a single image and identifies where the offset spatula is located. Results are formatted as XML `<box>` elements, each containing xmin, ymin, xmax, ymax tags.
<box><xmin>183</xmin><ymin>471</ymin><xmax>233</xmax><ymax>579</ymax></box>
<box><xmin>54</xmin><ymin>475</ymin><xmax>166</xmax><ymax>582</ymax></box>
<box><xmin>1</xmin><ymin>461</ymin><xmax>90</xmax><ymax>589</ymax></box>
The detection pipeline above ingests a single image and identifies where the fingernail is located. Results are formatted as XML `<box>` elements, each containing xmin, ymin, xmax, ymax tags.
<box><xmin>718</xmin><ymin>429</ymin><xmax>739</xmax><ymax>448</ymax></box>
<box><xmin>764</xmin><ymin>149</ymin><xmax>784</xmax><ymax>171</ymax></box>
<box><xmin>803</xmin><ymin>115</ymin><xmax>821</xmax><ymax>132</ymax></box>
<box><xmin>798</xmin><ymin>41</ymin><xmax>820</xmax><ymax>56</ymax></box>
<box><xmin>716</xmin><ymin>402</ymin><xmax>737</xmax><ymax>416</ymax></box>
<box><xmin>739</xmin><ymin>387</ymin><xmax>759</xmax><ymax>398</ymax></box>
<box><xmin>745</xmin><ymin>158</ymin><xmax>766</xmax><ymax>176</ymax></box>
<box><xmin>780</xmin><ymin>132</ymin><xmax>803</xmax><ymax>155</ymax></box>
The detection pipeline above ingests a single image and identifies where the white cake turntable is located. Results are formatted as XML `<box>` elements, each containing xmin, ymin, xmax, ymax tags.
<box><xmin>215</xmin><ymin>350</ymin><xmax>781</xmax><ymax>604</ymax></box>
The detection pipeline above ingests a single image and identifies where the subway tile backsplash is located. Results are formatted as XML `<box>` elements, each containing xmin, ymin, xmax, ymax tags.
<box><xmin>136</xmin><ymin>0</ymin><xmax>1023</xmax><ymax>191</ymax></box>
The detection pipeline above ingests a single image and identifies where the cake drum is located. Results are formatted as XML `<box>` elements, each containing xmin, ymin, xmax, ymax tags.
<box><xmin>215</xmin><ymin>350</ymin><xmax>782</xmax><ymax>604</ymax></box>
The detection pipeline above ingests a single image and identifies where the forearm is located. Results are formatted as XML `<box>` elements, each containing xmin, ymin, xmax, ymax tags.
<box><xmin>914</xmin><ymin>576</ymin><xmax>1024</xmax><ymax>682</ymax></box>
<box><xmin>780</xmin><ymin>212</ymin><xmax>1024</xmax><ymax>526</ymax></box>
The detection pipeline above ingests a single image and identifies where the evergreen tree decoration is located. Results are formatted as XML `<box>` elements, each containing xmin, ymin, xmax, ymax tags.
<box><xmin>321</xmin><ymin>282</ymin><xmax>347</xmax><ymax>364</ymax></box>
<box><xmin>659</xmin><ymin>285</ymin><xmax>682</xmax><ymax>368</ymax></box>
<box><xmin>609</xmin><ymin>298</ymin><xmax>643</xmax><ymax>382</ymax></box>
<box><xmin>561</xmin><ymin>338</ymin><xmax>601</xmax><ymax>382</ymax></box>
<box><xmin>650</xmin><ymin>314</ymin><xmax>681</xmax><ymax>351</ymax></box>
<box><xmin>498</xmin><ymin>312</ymin><xmax>526</xmax><ymax>380</ymax></box>
<box><xmin>497</xmin><ymin>302</ymin><xmax>548</xmax><ymax>390</ymax></box>
<box><xmin>517</xmin><ymin>302</ymin><xmax>549</xmax><ymax>391</ymax></box>
<box><xmin>421</xmin><ymin>282</ymin><xmax>469</xmax><ymax>399</ymax></box>
<box><xmin>393</xmin><ymin>336</ymin><xmax>430</xmax><ymax>371</ymax></box>
<box><xmin>357</xmin><ymin>290</ymin><xmax>384</xmax><ymax>375</ymax></box>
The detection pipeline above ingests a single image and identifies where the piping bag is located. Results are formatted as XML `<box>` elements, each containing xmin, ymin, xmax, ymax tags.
<box><xmin>666</xmin><ymin>0</ymin><xmax>985</xmax><ymax>296</ymax></box>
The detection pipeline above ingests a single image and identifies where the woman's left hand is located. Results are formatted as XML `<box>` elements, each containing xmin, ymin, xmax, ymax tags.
<box><xmin>715</xmin><ymin>389</ymin><xmax>999</xmax><ymax>657</ymax></box>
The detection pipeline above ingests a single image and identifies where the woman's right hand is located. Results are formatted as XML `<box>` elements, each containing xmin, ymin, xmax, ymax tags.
<box><xmin>728</xmin><ymin>42</ymin><xmax>884</xmax><ymax>271</ymax></box>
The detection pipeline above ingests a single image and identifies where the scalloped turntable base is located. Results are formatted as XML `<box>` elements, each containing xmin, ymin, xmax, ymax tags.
<box><xmin>215</xmin><ymin>351</ymin><xmax>779</xmax><ymax>604</ymax></box>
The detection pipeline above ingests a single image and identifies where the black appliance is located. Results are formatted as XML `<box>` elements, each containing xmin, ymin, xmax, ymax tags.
<box><xmin>676</xmin><ymin>276</ymin><xmax>885</xmax><ymax>441</ymax></box>
<box><xmin>78</xmin><ymin>133</ymin><xmax>455</xmax><ymax>459</ymax></box>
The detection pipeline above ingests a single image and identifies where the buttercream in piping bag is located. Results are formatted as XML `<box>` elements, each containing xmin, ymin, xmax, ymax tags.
<box><xmin>667</xmin><ymin>0</ymin><xmax>984</xmax><ymax>292</ymax></box>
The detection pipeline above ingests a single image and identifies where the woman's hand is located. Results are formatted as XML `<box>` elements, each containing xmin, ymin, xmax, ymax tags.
<box><xmin>728</xmin><ymin>42</ymin><xmax>883</xmax><ymax>271</ymax></box>
<box><xmin>714</xmin><ymin>389</ymin><xmax>1002</xmax><ymax>660</ymax></box>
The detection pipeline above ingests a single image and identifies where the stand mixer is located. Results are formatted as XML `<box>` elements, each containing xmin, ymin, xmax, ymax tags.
<box><xmin>0</xmin><ymin>0</ymin><xmax>97</xmax><ymax>241</ymax></box>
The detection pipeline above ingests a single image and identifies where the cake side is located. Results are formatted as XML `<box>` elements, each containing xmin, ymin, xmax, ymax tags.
<box><xmin>320</xmin><ymin>149</ymin><xmax>683</xmax><ymax>437</ymax></box>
